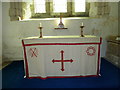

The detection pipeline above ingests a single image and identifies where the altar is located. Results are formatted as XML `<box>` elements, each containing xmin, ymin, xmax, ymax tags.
<box><xmin>22</xmin><ymin>35</ymin><xmax>102</xmax><ymax>79</ymax></box>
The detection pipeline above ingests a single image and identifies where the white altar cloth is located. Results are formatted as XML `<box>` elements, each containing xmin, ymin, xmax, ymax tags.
<box><xmin>22</xmin><ymin>35</ymin><xmax>102</xmax><ymax>79</ymax></box>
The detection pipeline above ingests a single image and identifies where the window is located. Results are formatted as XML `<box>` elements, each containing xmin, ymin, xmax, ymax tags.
<box><xmin>74</xmin><ymin>0</ymin><xmax>85</xmax><ymax>12</ymax></box>
<box><xmin>34</xmin><ymin>0</ymin><xmax>46</xmax><ymax>13</ymax></box>
<box><xmin>53</xmin><ymin>0</ymin><xmax>67</xmax><ymax>13</ymax></box>
<box><xmin>32</xmin><ymin>0</ymin><xmax>89</xmax><ymax>18</ymax></box>
<box><xmin>53</xmin><ymin>0</ymin><xmax>86</xmax><ymax>13</ymax></box>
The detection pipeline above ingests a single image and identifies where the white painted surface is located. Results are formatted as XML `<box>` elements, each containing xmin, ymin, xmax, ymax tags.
<box><xmin>2</xmin><ymin>2</ymin><xmax>119</xmax><ymax>61</ymax></box>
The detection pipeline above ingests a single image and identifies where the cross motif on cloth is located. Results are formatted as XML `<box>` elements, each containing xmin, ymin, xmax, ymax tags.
<box><xmin>29</xmin><ymin>48</ymin><xmax>38</xmax><ymax>57</ymax></box>
<box><xmin>52</xmin><ymin>50</ymin><xmax>74</xmax><ymax>71</ymax></box>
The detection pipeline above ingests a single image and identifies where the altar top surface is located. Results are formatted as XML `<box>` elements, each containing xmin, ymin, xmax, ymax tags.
<box><xmin>23</xmin><ymin>35</ymin><xmax>98</xmax><ymax>39</ymax></box>
<box><xmin>22</xmin><ymin>35</ymin><xmax>101</xmax><ymax>44</ymax></box>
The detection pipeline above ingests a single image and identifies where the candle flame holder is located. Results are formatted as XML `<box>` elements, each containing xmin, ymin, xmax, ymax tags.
<box><xmin>80</xmin><ymin>26</ymin><xmax>85</xmax><ymax>37</ymax></box>
<box><xmin>38</xmin><ymin>27</ymin><xmax>43</xmax><ymax>38</ymax></box>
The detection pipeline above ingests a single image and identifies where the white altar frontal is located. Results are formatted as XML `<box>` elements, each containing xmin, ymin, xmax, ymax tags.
<box><xmin>22</xmin><ymin>35</ymin><xmax>102</xmax><ymax>79</ymax></box>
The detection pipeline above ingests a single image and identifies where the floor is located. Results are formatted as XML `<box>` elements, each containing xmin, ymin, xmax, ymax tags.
<box><xmin>2</xmin><ymin>58</ymin><xmax>120</xmax><ymax>88</ymax></box>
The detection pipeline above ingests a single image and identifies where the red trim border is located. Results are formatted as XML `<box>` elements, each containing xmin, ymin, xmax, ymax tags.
<box><xmin>22</xmin><ymin>40</ymin><xmax>29</xmax><ymax>78</ymax></box>
<box><xmin>24</xmin><ymin>42</ymin><xmax>101</xmax><ymax>46</ymax></box>
<box><xmin>97</xmin><ymin>37</ymin><xmax>102</xmax><ymax>75</ymax></box>
<box><xmin>26</xmin><ymin>74</ymin><xmax>100</xmax><ymax>80</ymax></box>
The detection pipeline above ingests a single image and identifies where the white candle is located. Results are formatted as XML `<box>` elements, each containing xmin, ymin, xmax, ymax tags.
<box><xmin>39</xmin><ymin>23</ymin><xmax>42</xmax><ymax>27</ymax></box>
<box><xmin>81</xmin><ymin>22</ymin><xmax>84</xmax><ymax>26</ymax></box>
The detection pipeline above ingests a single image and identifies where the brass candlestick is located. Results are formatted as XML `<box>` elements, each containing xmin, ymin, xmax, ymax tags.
<box><xmin>38</xmin><ymin>27</ymin><xmax>43</xmax><ymax>38</ymax></box>
<box><xmin>80</xmin><ymin>26</ymin><xmax>85</xmax><ymax>37</ymax></box>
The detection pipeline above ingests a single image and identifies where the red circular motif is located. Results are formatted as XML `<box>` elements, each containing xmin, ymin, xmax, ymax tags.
<box><xmin>86</xmin><ymin>46</ymin><xmax>96</xmax><ymax>56</ymax></box>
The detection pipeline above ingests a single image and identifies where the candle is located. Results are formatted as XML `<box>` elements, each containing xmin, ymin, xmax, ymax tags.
<box><xmin>81</xmin><ymin>22</ymin><xmax>84</xmax><ymax>26</ymax></box>
<box><xmin>39</xmin><ymin>23</ymin><xmax>42</xmax><ymax>27</ymax></box>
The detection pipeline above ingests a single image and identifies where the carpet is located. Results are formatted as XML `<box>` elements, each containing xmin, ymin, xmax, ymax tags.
<box><xmin>2</xmin><ymin>58</ymin><xmax>120</xmax><ymax>88</ymax></box>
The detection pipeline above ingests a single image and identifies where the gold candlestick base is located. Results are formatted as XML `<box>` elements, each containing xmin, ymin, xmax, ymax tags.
<box><xmin>38</xmin><ymin>27</ymin><xmax>43</xmax><ymax>38</ymax></box>
<box><xmin>80</xmin><ymin>26</ymin><xmax>85</xmax><ymax>37</ymax></box>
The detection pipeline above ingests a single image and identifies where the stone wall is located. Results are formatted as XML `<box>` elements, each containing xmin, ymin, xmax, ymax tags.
<box><xmin>2</xmin><ymin>2</ymin><xmax>119</xmax><ymax>61</ymax></box>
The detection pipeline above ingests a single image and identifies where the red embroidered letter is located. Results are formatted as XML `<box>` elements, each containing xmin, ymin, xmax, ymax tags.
<box><xmin>29</xmin><ymin>48</ymin><xmax>38</xmax><ymax>57</ymax></box>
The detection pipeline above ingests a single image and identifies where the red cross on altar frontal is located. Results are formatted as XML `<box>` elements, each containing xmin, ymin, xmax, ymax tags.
<box><xmin>52</xmin><ymin>50</ymin><xmax>74</xmax><ymax>71</ymax></box>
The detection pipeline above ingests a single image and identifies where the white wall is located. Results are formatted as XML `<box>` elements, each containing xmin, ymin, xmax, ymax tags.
<box><xmin>0</xmin><ymin>1</ymin><xmax>2</xmax><ymax>89</ymax></box>
<box><xmin>0</xmin><ymin>1</ymin><xmax>2</xmax><ymax>64</ymax></box>
<box><xmin>118</xmin><ymin>2</ymin><xmax>120</xmax><ymax>36</ymax></box>
<box><xmin>2</xmin><ymin>2</ymin><xmax>119</xmax><ymax>61</ymax></box>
